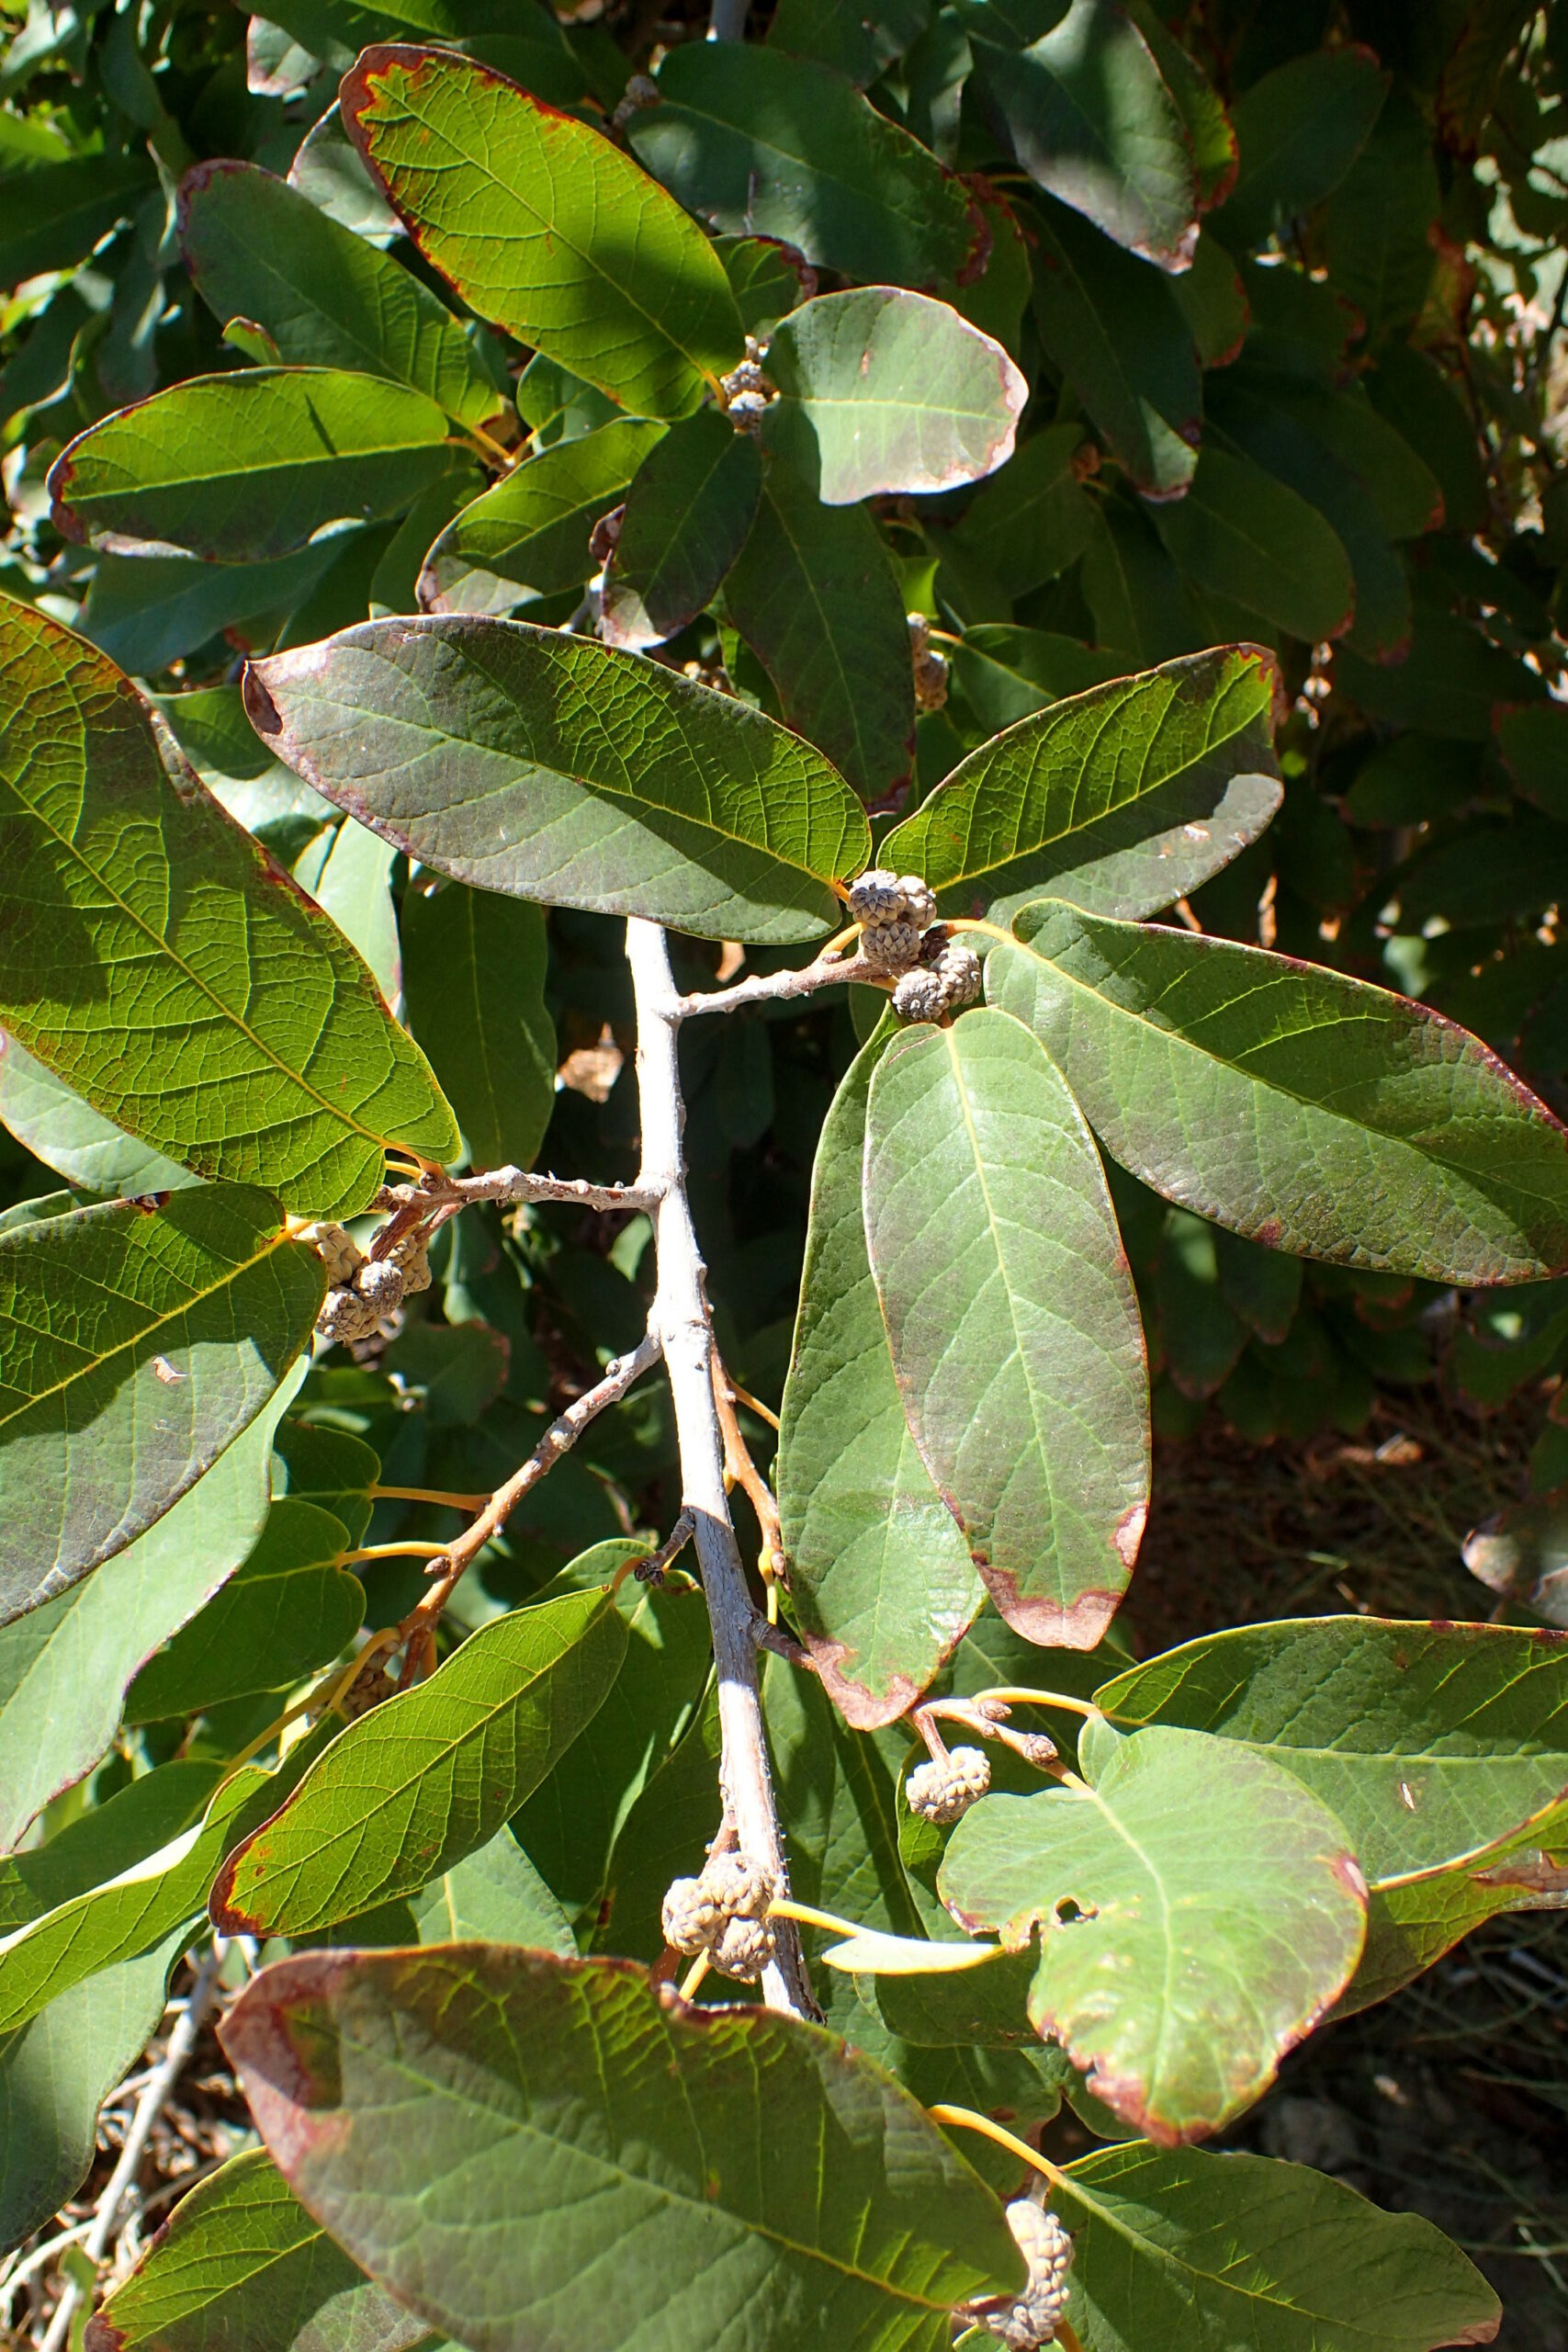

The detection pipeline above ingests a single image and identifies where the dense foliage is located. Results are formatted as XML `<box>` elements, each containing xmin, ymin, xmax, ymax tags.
<box><xmin>4</xmin><ymin>0</ymin><xmax>1568</xmax><ymax>2346</ymax></box>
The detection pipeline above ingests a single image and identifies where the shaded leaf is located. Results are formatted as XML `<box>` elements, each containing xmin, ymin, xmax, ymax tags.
<box><xmin>0</xmin><ymin>1032</ymin><xmax>198</xmax><ymax>1199</ymax></box>
<box><xmin>949</xmin><ymin>627</ymin><xmax>1121</xmax><ymax>735</ymax></box>
<box><xmin>401</xmin><ymin>884</ymin><xmax>555</xmax><ymax>1171</ymax></box>
<box><xmin>222</xmin><ymin>1944</ymin><xmax>1023</xmax><ymax>2352</ymax></box>
<box><xmin>247</xmin><ymin>615</ymin><xmax>869</xmax><ymax>944</ymax></box>
<box><xmin>987</xmin><ymin>900</ymin><xmax>1568</xmax><ymax>1282</ymax></box>
<box><xmin>48</xmin><ymin>368</ymin><xmax>458</xmax><ymax>562</ymax></box>
<box><xmin>777</xmin><ymin>1027</ymin><xmax>982</xmax><ymax>1727</ymax></box>
<box><xmin>1336</xmin><ymin>1841</ymin><xmax>1568</xmax><ymax>2020</ymax></box>
<box><xmin>715</xmin><ymin>232</ymin><xmax>816</xmax><ymax>337</ymax></box>
<box><xmin>78</xmin><ymin>543</ymin><xmax>344</xmax><ymax>678</ymax></box>
<box><xmin>288</xmin><ymin>99</ymin><xmax>404</xmax><ymax>247</ymax></box>
<box><xmin>178</xmin><ymin>159</ymin><xmax>500</xmax><ymax>426</ymax></box>
<box><xmin>1498</xmin><ymin>701</ymin><xmax>1568</xmax><ymax>822</ymax></box>
<box><xmin>1324</xmin><ymin>91</ymin><xmax>1439</xmax><ymax>337</ymax></box>
<box><xmin>1</xmin><ymin>1932</ymin><xmax>184</xmax><ymax>2258</ymax></box>
<box><xmin>0</xmin><ymin>1371</ymin><xmax>300</xmax><ymax>1849</ymax></box>
<box><xmin>344</xmin><ymin>45</ymin><xmax>743</xmax><ymax>419</ymax></box>
<box><xmin>946</xmin><ymin>423</ymin><xmax>1098</xmax><ymax>601</ymax></box>
<box><xmin>125</xmin><ymin>1499</ymin><xmax>361</xmax><ymax>1724</ymax></box>
<box><xmin>600</xmin><ymin>405</ymin><xmax>761</xmax><ymax>649</ymax></box>
<box><xmin>1219</xmin><ymin>44</ymin><xmax>1388</xmax><ymax>249</ymax></box>
<box><xmin>512</xmin><ymin>1545</ymin><xmax>714</xmax><ymax>1918</ymax></box>
<box><xmin>966</xmin><ymin>0</ymin><xmax>1200</xmax><ymax>269</ymax></box>
<box><xmin>1151</xmin><ymin>446</ymin><xmax>1355</xmax><ymax>643</ymax></box>
<box><xmin>82</xmin><ymin>2148</ymin><xmax>436</xmax><ymax>2352</ymax></box>
<box><xmin>274</xmin><ymin>1418</ymin><xmax>378</xmax><ymax>1548</ymax></box>
<box><xmin>1023</xmin><ymin>192</ymin><xmax>1201</xmax><ymax>498</ymax></box>
<box><xmin>211</xmin><ymin>1587</ymin><xmax>627</xmax><ymax>1935</ymax></box>
<box><xmin>941</xmin><ymin>1724</ymin><xmax>1366</xmax><ymax>2140</ymax></box>
<box><xmin>724</xmin><ymin>419</ymin><xmax>914</xmax><ymax>806</ymax></box>
<box><xmin>627</xmin><ymin>40</ymin><xmax>979</xmax><ymax>288</ymax></box>
<box><xmin>1462</xmin><ymin>1488</ymin><xmax>1568</xmax><ymax>1627</ymax></box>
<box><xmin>0</xmin><ymin>154</ymin><xmax>156</xmax><ymax>287</ymax></box>
<box><xmin>419</xmin><ymin>417</ymin><xmax>664</xmax><ymax>617</ymax></box>
<box><xmin>883</xmin><ymin>644</ymin><xmax>1280</xmax><ymax>923</ymax></box>
<box><xmin>767</xmin><ymin>288</ymin><xmax>1025</xmax><ymax>504</ymax></box>
<box><xmin>1055</xmin><ymin>2139</ymin><xmax>1498</xmax><ymax>2352</ymax></box>
<box><xmin>1097</xmin><ymin>1619</ymin><xmax>1568</xmax><ymax>1882</ymax></box>
<box><xmin>309</xmin><ymin>816</ymin><xmax>400</xmax><ymax>1006</ymax></box>
<box><xmin>0</xmin><ymin>600</ymin><xmax>458</xmax><ymax>1210</ymax></box>
<box><xmin>409</xmin><ymin>1828</ymin><xmax>576</xmax><ymax>1954</ymax></box>
<box><xmin>864</xmin><ymin>1007</ymin><xmax>1147</xmax><ymax>1646</ymax></box>
<box><xmin>0</xmin><ymin>1186</ymin><xmax>322</xmax><ymax>1623</ymax></box>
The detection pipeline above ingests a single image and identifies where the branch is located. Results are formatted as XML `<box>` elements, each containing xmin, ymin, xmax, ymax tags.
<box><xmin>399</xmin><ymin>1331</ymin><xmax>663</xmax><ymax>1650</ymax></box>
<box><xmin>626</xmin><ymin>917</ymin><xmax>816</xmax><ymax>2020</ymax></box>
<box><xmin>39</xmin><ymin>1939</ymin><xmax>228</xmax><ymax>2352</ymax></box>
<box><xmin>672</xmin><ymin>948</ymin><xmax>879</xmax><ymax>1022</ymax></box>
<box><xmin>708</xmin><ymin>0</ymin><xmax>750</xmax><ymax>34</ymax></box>
<box><xmin>372</xmin><ymin>1170</ymin><xmax>661</xmax><ymax>1216</ymax></box>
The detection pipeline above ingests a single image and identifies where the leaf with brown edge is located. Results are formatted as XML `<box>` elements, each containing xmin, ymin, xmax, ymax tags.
<box><xmin>220</xmin><ymin>1944</ymin><xmax>1025</xmax><ymax>2352</ymax></box>
<box><xmin>341</xmin><ymin>45</ymin><xmax>744</xmax><ymax>422</ymax></box>
<box><xmin>939</xmin><ymin>1722</ymin><xmax>1368</xmax><ymax>2143</ymax></box>
<box><xmin>776</xmin><ymin>1023</ymin><xmax>983</xmax><ymax>1730</ymax></box>
<box><xmin>863</xmin><ymin>1007</ymin><xmax>1148</xmax><ymax>1651</ymax></box>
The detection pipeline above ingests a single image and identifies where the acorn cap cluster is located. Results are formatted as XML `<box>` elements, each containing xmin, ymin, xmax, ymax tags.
<box><xmin>906</xmin><ymin>1744</ymin><xmax>991</xmax><ymax>1825</ymax></box>
<box><xmin>987</xmin><ymin>2201</ymin><xmax>1075</xmax><ymax>2350</ymax></box>
<box><xmin>304</xmin><ymin>1219</ymin><xmax>432</xmax><ymax>1346</ymax></box>
<box><xmin>848</xmin><ymin>870</ymin><xmax>980</xmax><ymax>1022</ymax></box>
<box><xmin>661</xmin><ymin>1849</ymin><xmax>779</xmax><ymax>1983</ymax></box>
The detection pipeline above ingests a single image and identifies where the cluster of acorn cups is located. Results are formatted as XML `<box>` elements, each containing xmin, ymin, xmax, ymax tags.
<box><xmin>300</xmin><ymin>1218</ymin><xmax>433</xmax><ymax>1344</ymax></box>
<box><xmin>849</xmin><ymin>870</ymin><xmax>981</xmax><ymax>1022</ymax></box>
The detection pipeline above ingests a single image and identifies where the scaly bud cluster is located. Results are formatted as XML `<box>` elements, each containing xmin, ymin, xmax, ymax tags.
<box><xmin>660</xmin><ymin>1849</ymin><xmax>780</xmax><ymax>1982</ymax></box>
<box><xmin>987</xmin><ymin>2201</ymin><xmax>1075</xmax><ymax>2349</ymax></box>
<box><xmin>721</xmin><ymin>336</ymin><xmax>776</xmax><ymax>435</ymax></box>
<box><xmin>908</xmin><ymin>613</ymin><xmax>950</xmax><ymax>712</ymax></box>
<box><xmin>905</xmin><ymin>1744</ymin><xmax>991</xmax><ymax>1824</ymax></box>
<box><xmin>892</xmin><ymin>935</ymin><xmax>981</xmax><ymax>1024</ymax></box>
<box><xmin>306</xmin><ymin>1217</ymin><xmax>431</xmax><ymax>1345</ymax></box>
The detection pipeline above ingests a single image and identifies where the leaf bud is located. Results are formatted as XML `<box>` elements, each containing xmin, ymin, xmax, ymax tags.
<box><xmin>892</xmin><ymin>967</ymin><xmax>946</xmax><ymax>1023</ymax></box>
<box><xmin>861</xmin><ymin>917</ymin><xmax>923</xmax><ymax>974</ymax></box>
<box><xmin>712</xmin><ymin>1913</ymin><xmax>778</xmax><ymax>1982</ymax></box>
<box><xmin>933</xmin><ymin>939</ymin><xmax>982</xmax><ymax>1011</ymax></box>
<box><xmin>354</xmin><ymin>1258</ymin><xmax>405</xmax><ymax>1317</ymax></box>
<box><xmin>699</xmin><ymin>1849</ymin><xmax>775</xmax><ymax>1920</ymax></box>
<box><xmin>848</xmin><ymin>867</ymin><xmax>907</xmax><ymax>924</ymax></box>
<box><xmin>661</xmin><ymin>1876</ymin><xmax>721</xmax><ymax>1955</ymax></box>
<box><xmin>315</xmin><ymin>1285</ymin><xmax>381</xmax><ymax>1344</ymax></box>
<box><xmin>906</xmin><ymin>1744</ymin><xmax>991</xmax><ymax>1824</ymax></box>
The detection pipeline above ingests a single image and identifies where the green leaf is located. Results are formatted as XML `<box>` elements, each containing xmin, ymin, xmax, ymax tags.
<box><xmin>864</xmin><ymin>1008</ymin><xmax>1147</xmax><ymax>1647</ymax></box>
<box><xmin>125</xmin><ymin>1499</ymin><xmax>362</xmax><ymax>1724</ymax></box>
<box><xmin>1</xmin><ymin>1932</ymin><xmax>185</xmax><ymax>2258</ymax></box>
<box><xmin>152</xmin><ymin>684</ymin><xmax>333</xmax><ymax>854</ymax></box>
<box><xmin>245</xmin><ymin>614</ymin><xmax>870</xmax><ymax>944</ymax></box>
<box><xmin>1168</xmin><ymin>232</ymin><xmax>1248</xmax><ymax>366</ymax></box>
<box><xmin>273</xmin><ymin>1418</ymin><xmax>378</xmax><ymax>1547</ymax></box>
<box><xmin>310</xmin><ymin>816</ymin><xmax>400</xmax><ymax>1005</ymax></box>
<box><xmin>941</xmin><ymin>1724</ymin><xmax>1366</xmax><ymax>2140</ymax></box>
<box><xmin>401</xmin><ymin>883</ymin><xmax>555</xmax><ymax>1171</ymax></box>
<box><xmin>0</xmin><ymin>600</ymin><xmax>458</xmax><ymax>1210</ymax></box>
<box><xmin>1336</xmin><ymin>609</ymin><xmax>1544</xmax><ymax>741</ymax></box>
<box><xmin>724</xmin><ymin>420</ymin><xmax>914</xmax><ymax>806</ymax></box>
<box><xmin>511</xmin><ymin>1550</ymin><xmax>714</xmax><ymax>1919</ymax></box>
<box><xmin>221</xmin><ymin>1944</ymin><xmax>1024</xmax><ymax>2352</ymax></box>
<box><xmin>0</xmin><ymin>1762</ymin><xmax>225</xmax><ymax>1932</ymax></box>
<box><xmin>778</xmin><ymin>1028</ymin><xmax>982</xmax><ymax>1727</ymax></box>
<box><xmin>78</xmin><ymin>544</ymin><xmax>344</xmax><ymax>678</ymax></box>
<box><xmin>409</xmin><ymin>1827</ymin><xmax>576</xmax><ymax>1954</ymax></box>
<box><xmin>1151</xmin><ymin>447</ymin><xmax>1355</xmax><ymax>644</ymax></box>
<box><xmin>946</xmin><ymin>423</ymin><xmax>1097</xmax><ymax>601</ymax></box>
<box><xmin>82</xmin><ymin>2148</ymin><xmax>437</xmax><ymax>2352</ymax></box>
<box><xmin>420</xmin><ymin>418</ymin><xmax>662</xmax><ymax>618</ymax></box>
<box><xmin>767</xmin><ymin>288</ymin><xmax>1025</xmax><ymax>505</ymax></box>
<box><xmin>1498</xmin><ymin>701</ymin><xmax>1568</xmax><ymax>822</ymax></box>
<box><xmin>627</xmin><ymin>40</ymin><xmax>980</xmax><ymax>288</ymax></box>
<box><xmin>1055</xmin><ymin>2139</ymin><xmax>1499</xmax><ymax>2352</ymax></box>
<box><xmin>0</xmin><ymin>1186</ymin><xmax>323</xmax><ymax>1623</ymax></box>
<box><xmin>884</xmin><ymin>645</ymin><xmax>1280</xmax><ymax>924</ymax></box>
<box><xmin>0</xmin><ymin>1372</ymin><xmax>300</xmax><ymax>1849</ymax></box>
<box><xmin>986</xmin><ymin>899</ymin><xmax>1568</xmax><ymax>1283</ymax></box>
<box><xmin>343</xmin><ymin>45</ymin><xmax>742</xmax><ymax>420</ymax></box>
<box><xmin>600</xmin><ymin>405</ymin><xmax>761</xmax><ymax>650</ymax></box>
<box><xmin>965</xmin><ymin>0</ymin><xmax>1200</xmax><ymax>269</ymax></box>
<box><xmin>0</xmin><ymin>1032</ymin><xmax>199</xmax><ymax>1199</ymax></box>
<box><xmin>1336</xmin><ymin>1841</ymin><xmax>1568</xmax><ymax>2020</ymax></box>
<box><xmin>1023</xmin><ymin>192</ymin><xmax>1201</xmax><ymax>498</ymax></box>
<box><xmin>0</xmin><ymin>1768</ymin><xmax>270</xmax><ymax>2034</ymax></box>
<box><xmin>1096</xmin><ymin>1619</ymin><xmax>1568</xmax><ymax>1882</ymax></box>
<box><xmin>48</xmin><ymin>368</ymin><xmax>459</xmax><ymax>563</ymax></box>
<box><xmin>288</xmin><ymin>99</ymin><xmax>405</xmax><ymax>246</ymax></box>
<box><xmin>211</xmin><ymin>1586</ymin><xmax>627</xmax><ymax>1936</ymax></box>
<box><xmin>178</xmin><ymin>160</ymin><xmax>501</xmax><ymax>428</ymax></box>
<box><xmin>714</xmin><ymin>232</ymin><xmax>814</xmax><ymax>338</ymax></box>
<box><xmin>1324</xmin><ymin>91</ymin><xmax>1439</xmax><ymax>337</ymax></box>
<box><xmin>1218</xmin><ymin>43</ymin><xmax>1388</xmax><ymax>249</ymax></box>
<box><xmin>949</xmin><ymin>627</ymin><xmax>1122</xmax><ymax>735</ymax></box>
<box><xmin>0</xmin><ymin>154</ymin><xmax>156</xmax><ymax>287</ymax></box>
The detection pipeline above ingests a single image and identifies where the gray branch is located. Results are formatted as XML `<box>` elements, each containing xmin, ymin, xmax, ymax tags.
<box><xmin>626</xmin><ymin>917</ymin><xmax>815</xmax><ymax>2019</ymax></box>
<box><xmin>672</xmin><ymin>949</ymin><xmax>879</xmax><ymax>1023</ymax></box>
